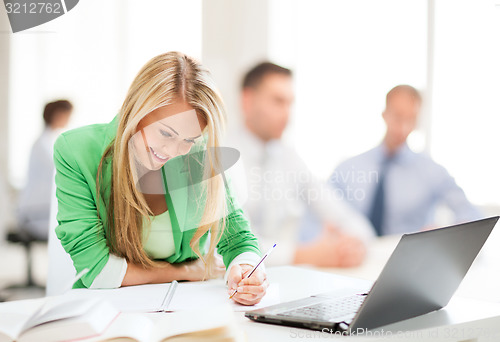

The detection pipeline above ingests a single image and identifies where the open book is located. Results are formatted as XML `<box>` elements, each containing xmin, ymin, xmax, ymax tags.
<box><xmin>0</xmin><ymin>296</ymin><xmax>118</xmax><ymax>342</ymax></box>
<box><xmin>83</xmin><ymin>305</ymin><xmax>245</xmax><ymax>342</ymax></box>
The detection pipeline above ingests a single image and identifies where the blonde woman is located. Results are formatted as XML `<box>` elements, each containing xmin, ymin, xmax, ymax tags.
<box><xmin>54</xmin><ymin>52</ymin><xmax>267</xmax><ymax>305</ymax></box>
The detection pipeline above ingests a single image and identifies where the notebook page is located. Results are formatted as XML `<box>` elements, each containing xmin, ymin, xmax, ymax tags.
<box><xmin>68</xmin><ymin>283</ymin><xmax>172</xmax><ymax>313</ymax></box>
<box><xmin>167</xmin><ymin>280</ymin><xmax>280</xmax><ymax>312</ymax></box>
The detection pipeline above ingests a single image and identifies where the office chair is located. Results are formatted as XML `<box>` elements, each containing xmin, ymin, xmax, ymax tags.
<box><xmin>0</xmin><ymin>226</ymin><xmax>46</xmax><ymax>301</ymax></box>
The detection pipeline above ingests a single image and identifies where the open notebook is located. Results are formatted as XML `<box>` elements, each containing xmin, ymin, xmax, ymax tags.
<box><xmin>83</xmin><ymin>305</ymin><xmax>245</xmax><ymax>342</ymax></box>
<box><xmin>0</xmin><ymin>296</ymin><xmax>118</xmax><ymax>342</ymax></box>
<box><xmin>68</xmin><ymin>279</ymin><xmax>280</xmax><ymax>313</ymax></box>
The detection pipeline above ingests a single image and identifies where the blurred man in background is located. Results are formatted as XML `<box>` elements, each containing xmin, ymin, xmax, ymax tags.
<box><xmin>17</xmin><ymin>100</ymin><xmax>73</xmax><ymax>240</ymax></box>
<box><xmin>227</xmin><ymin>62</ymin><xmax>375</xmax><ymax>267</ymax></box>
<box><xmin>331</xmin><ymin>85</ymin><xmax>482</xmax><ymax>236</ymax></box>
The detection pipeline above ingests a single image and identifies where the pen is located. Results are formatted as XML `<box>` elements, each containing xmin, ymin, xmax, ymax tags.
<box><xmin>159</xmin><ymin>280</ymin><xmax>178</xmax><ymax>312</ymax></box>
<box><xmin>229</xmin><ymin>243</ymin><xmax>277</xmax><ymax>299</ymax></box>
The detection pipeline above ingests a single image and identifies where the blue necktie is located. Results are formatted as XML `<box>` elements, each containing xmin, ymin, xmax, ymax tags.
<box><xmin>369</xmin><ymin>157</ymin><xmax>392</xmax><ymax>236</ymax></box>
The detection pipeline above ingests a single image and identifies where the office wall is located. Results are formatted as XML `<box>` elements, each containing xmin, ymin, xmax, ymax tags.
<box><xmin>201</xmin><ymin>0</ymin><xmax>270</xmax><ymax>133</ymax></box>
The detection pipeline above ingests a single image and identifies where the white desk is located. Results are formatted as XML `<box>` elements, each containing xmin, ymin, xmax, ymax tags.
<box><xmin>7</xmin><ymin>265</ymin><xmax>500</xmax><ymax>341</ymax></box>
<box><xmin>234</xmin><ymin>266</ymin><xmax>500</xmax><ymax>341</ymax></box>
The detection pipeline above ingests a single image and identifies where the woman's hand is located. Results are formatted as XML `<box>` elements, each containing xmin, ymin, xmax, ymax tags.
<box><xmin>227</xmin><ymin>264</ymin><xmax>268</xmax><ymax>305</ymax></box>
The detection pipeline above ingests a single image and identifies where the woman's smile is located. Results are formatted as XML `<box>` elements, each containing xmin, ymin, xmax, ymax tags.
<box><xmin>150</xmin><ymin>147</ymin><xmax>170</xmax><ymax>163</ymax></box>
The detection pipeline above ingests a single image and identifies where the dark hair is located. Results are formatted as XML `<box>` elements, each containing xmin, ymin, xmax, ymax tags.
<box><xmin>242</xmin><ymin>62</ymin><xmax>292</xmax><ymax>90</ymax></box>
<box><xmin>386</xmin><ymin>85</ymin><xmax>422</xmax><ymax>107</ymax></box>
<box><xmin>43</xmin><ymin>100</ymin><xmax>73</xmax><ymax>126</ymax></box>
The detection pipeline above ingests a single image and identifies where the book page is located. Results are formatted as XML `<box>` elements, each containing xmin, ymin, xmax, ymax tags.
<box><xmin>0</xmin><ymin>298</ymin><xmax>45</xmax><ymax>341</ymax></box>
<box><xmin>81</xmin><ymin>305</ymin><xmax>238</xmax><ymax>342</ymax></box>
<box><xmin>19</xmin><ymin>301</ymin><xmax>119</xmax><ymax>342</ymax></box>
<box><xmin>23</xmin><ymin>296</ymin><xmax>101</xmax><ymax>331</ymax></box>
<box><xmin>83</xmin><ymin>314</ymin><xmax>154</xmax><ymax>342</ymax></box>
<box><xmin>149</xmin><ymin>305</ymin><xmax>236</xmax><ymax>341</ymax></box>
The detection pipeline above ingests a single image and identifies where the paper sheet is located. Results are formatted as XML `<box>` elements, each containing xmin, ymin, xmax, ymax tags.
<box><xmin>68</xmin><ymin>280</ymin><xmax>280</xmax><ymax>313</ymax></box>
<box><xmin>169</xmin><ymin>280</ymin><xmax>280</xmax><ymax>312</ymax></box>
<box><xmin>69</xmin><ymin>283</ymin><xmax>171</xmax><ymax>313</ymax></box>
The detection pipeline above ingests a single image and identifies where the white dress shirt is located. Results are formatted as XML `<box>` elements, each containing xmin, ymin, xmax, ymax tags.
<box><xmin>227</xmin><ymin>128</ymin><xmax>376</xmax><ymax>266</ymax></box>
<box><xmin>331</xmin><ymin>143</ymin><xmax>483</xmax><ymax>235</ymax></box>
<box><xmin>18</xmin><ymin>128</ymin><xmax>62</xmax><ymax>240</ymax></box>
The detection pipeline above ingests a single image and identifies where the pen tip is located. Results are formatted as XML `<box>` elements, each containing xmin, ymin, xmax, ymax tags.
<box><xmin>273</xmin><ymin>243</ymin><xmax>276</xmax><ymax>248</ymax></box>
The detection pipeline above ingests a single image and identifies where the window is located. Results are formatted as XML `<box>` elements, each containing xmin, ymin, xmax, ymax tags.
<box><xmin>430</xmin><ymin>0</ymin><xmax>500</xmax><ymax>206</ymax></box>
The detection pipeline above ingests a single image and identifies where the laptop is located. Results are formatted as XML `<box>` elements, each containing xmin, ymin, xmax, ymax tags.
<box><xmin>245</xmin><ymin>216</ymin><xmax>499</xmax><ymax>334</ymax></box>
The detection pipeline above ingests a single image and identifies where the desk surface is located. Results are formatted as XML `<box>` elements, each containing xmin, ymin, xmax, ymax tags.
<box><xmin>8</xmin><ymin>264</ymin><xmax>498</xmax><ymax>342</ymax></box>
<box><xmin>236</xmin><ymin>266</ymin><xmax>500</xmax><ymax>341</ymax></box>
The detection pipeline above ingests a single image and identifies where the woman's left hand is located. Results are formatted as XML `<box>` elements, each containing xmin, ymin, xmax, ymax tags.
<box><xmin>227</xmin><ymin>264</ymin><xmax>268</xmax><ymax>305</ymax></box>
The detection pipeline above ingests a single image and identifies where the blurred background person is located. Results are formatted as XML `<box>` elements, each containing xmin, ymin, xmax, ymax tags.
<box><xmin>227</xmin><ymin>62</ymin><xmax>375</xmax><ymax>267</ymax></box>
<box><xmin>330</xmin><ymin>85</ymin><xmax>482</xmax><ymax>236</ymax></box>
<box><xmin>16</xmin><ymin>100</ymin><xmax>73</xmax><ymax>240</ymax></box>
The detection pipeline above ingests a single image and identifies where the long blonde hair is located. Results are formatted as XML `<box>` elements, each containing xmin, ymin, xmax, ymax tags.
<box><xmin>97</xmin><ymin>52</ymin><xmax>227</xmax><ymax>277</ymax></box>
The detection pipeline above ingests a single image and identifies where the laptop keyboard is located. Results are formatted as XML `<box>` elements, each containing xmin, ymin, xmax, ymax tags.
<box><xmin>276</xmin><ymin>294</ymin><xmax>366</xmax><ymax>323</ymax></box>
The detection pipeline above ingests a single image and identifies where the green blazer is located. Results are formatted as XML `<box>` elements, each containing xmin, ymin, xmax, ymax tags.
<box><xmin>54</xmin><ymin>115</ymin><xmax>261</xmax><ymax>289</ymax></box>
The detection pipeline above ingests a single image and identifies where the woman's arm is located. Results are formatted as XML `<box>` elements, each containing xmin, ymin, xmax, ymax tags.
<box><xmin>54</xmin><ymin>134</ymin><xmax>113</xmax><ymax>288</ymax></box>
<box><xmin>121</xmin><ymin>258</ymin><xmax>209</xmax><ymax>286</ymax></box>
<box><xmin>216</xmin><ymin>185</ymin><xmax>268</xmax><ymax>305</ymax></box>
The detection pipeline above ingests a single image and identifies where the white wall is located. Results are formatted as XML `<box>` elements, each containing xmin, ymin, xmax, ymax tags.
<box><xmin>201</xmin><ymin>0</ymin><xmax>270</xmax><ymax>133</ymax></box>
